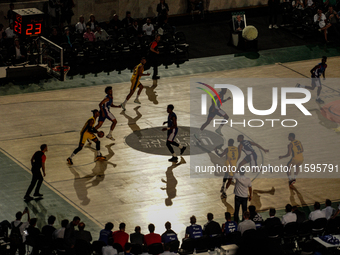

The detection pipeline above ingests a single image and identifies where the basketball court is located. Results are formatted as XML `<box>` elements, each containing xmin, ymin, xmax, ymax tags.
<box><xmin>1</xmin><ymin>50</ymin><xmax>340</xmax><ymax>239</ymax></box>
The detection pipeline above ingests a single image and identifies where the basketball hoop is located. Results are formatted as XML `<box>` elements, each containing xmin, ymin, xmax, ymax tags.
<box><xmin>52</xmin><ymin>65</ymin><xmax>70</xmax><ymax>81</ymax></box>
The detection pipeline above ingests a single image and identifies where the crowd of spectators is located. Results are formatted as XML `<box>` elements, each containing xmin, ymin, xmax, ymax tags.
<box><xmin>0</xmin><ymin>0</ymin><xmax>188</xmax><ymax>78</ymax></box>
<box><xmin>279</xmin><ymin>0</ymin><xmax>340</xmax><ymax>42</ymax></box>
<box><xmin>1</xmin><ymin>199</ymin><xmax>340</xmax><ymax>255</ymax></box>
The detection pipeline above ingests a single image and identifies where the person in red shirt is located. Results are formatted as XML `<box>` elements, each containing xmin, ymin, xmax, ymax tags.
<box><xmin>143</xmin><ymin>223</ymin><xmax>161</xmax><ymax>246</ymax></box>
<box><xmin>24</xmin><ymin>144</ymin><xmax>48</xmax><ymax>200</ymax></box>
<box><xmin>149</xmin><ymin>34</ymin><xmax>161</xmax><ymax>80</ymax></box>
<box><xmin>112</xmin><ymin>223</ymin><xmax>129</xmax><ymax>250</ymax></box>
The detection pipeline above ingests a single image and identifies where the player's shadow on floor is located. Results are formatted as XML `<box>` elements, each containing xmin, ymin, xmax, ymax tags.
<box><xmin>310</xmin><ymin>105</ymin><xmax>339</xmax><ymax>132</ymax></box>
<box><xmin>250</xmin><ymin>187</ymin><xmax>275</xmax><ymax>212</ymax></box>
<box><xmin>144</xmin><ymin>81</ymin><xmax>158</xmax><ymax>104</ymax></box>
<box><xmin>120</xmin><ymin>106</ymin><xmax>142</xmax><ymax>137</ymax></box>
<box><xmin>68</xmin><ymin>143</ymin><xmax>117</xmax><ymax>205</ymax></box>
<box><xmin>161</xmin><ymin>156</ymin><xmax>186</xmax><ymax>206</ymax></box>
<box><xmin>289</xmin><ymin>185</ymin><xmax>308</xmax><ymax>209</ymax></box>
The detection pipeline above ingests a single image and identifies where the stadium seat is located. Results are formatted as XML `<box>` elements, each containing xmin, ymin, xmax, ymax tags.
<box><xmin>92</xmin><ymin>240</ymin><xmax>106</xmax><ymax>255</ymax></box>
<box><xmin>195</xmin><ymin>236</ymin><xmax>209</xmax><ymax>253</ymax></box>
<box><xmin>131</xmin><ymin>244</ymin><xmax>143</xmax><ymax>255</ymax></box>
<box><xmin>148</xmin><ymin>243</ymin><xmax>163</xmax><ymax>255</ymax></box>
<box><xmin>312</xmin><ymin>218</ymin><xmax>327</xmax><ymax>236</ymax></box>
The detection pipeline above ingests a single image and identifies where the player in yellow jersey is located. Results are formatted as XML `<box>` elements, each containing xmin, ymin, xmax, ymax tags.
<box><xmin>67</xmin><ymin>109</ymin><xmax>105</xmax><ymax>165</ymax></box>
<box><xmin>279</xmin><ymin>133</ymin><xmax>304</xmax><ymax>188</ymax></box>
<box><xmin>121</xmin><ymin>57</ymin><xmax>150</xmax><ymax>110</ymax></box>
<box><xmin>215</xmin><ymin>139</ymin><xmax>239</xmax><ymax>198</ymax></box>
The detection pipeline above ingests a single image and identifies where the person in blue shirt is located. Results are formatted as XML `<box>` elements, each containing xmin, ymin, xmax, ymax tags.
<box><xmin>185</xmin><ymin>215</ymin><xmax>203</xmax><ymax>239</ymax></box>
<box><xmin>221</xmin><ymin>212</ymin><xmax>237</xmax><ymax>235</ymax></box>
<box><xmin>161</xmin><ymin>221</ymin><xmax>178</xmax><ymax>244</ymax></box>
<box><xmin>99</xmin><ymin>222</ymin><xmax>114</xmax><ymax>245</ymax></box>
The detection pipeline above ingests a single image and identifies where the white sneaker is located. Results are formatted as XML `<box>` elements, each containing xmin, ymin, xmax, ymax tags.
<box><xmin>273</xmin><ymin>24</ymin><xmax>279</xmax><ymax>29</ymax></box>
<box><xmin>106</xmin><ymin>134</ymin><xmax>115</xmax><ymax>141</ymax></box>
<box><xmin>134</xmin><ymin>99</ymin><xmax>141</xmax><ymax>104</ymax></box>
<box><xmin>269</xmin><ymin>24</ymin><xmax>273</xmax><ymax>29</ymax></box>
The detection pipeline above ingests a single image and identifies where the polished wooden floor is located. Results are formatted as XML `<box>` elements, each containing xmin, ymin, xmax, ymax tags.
<box><xmin>1</xmin><ymin>57</ymin><xmax>340</xmax><ymax>238</ymax></box>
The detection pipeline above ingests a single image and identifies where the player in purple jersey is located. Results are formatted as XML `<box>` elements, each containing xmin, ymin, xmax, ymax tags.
<box><xmin>236</xmin><ymin>135</ymin><xmax>269</xmax><ymax>172</ymax></box>
<box><xmin>94</xmin><ymin>86</ymin><xmax>121</xmax><ymax>141</ymax></box>
<box><xmin>162</xmin><ymin>104</ymin><xmax>186</xmax><ymax>162</ymax></box>
<box><xmin>296</xmin><ymin>56</ymin><xmax>327</xmax><ymax>103</ymax></box>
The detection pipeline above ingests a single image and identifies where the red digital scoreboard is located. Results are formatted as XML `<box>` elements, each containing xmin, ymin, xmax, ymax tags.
<box><xmin>13</xmin><ymin>8</ymin><xmax>44</xmax><ymax>37</ymax></box>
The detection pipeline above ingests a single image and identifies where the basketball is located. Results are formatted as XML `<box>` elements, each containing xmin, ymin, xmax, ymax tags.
<box><xmin>98</xmin><ymin>131</ymin><xmax>104</xmax><ymax>138</ymax></box>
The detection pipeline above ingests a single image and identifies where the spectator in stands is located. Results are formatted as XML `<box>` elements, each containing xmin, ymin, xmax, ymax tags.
<box><xmin>185</xmin><ymin>215</ymin><xmax>203</xmax><ymax>239</ymax></box>
<box><xmin>291</xmin><ymin>206</ymin><xmax>306</xmax><ymax>224</ymax></box>
<box><xmin>75</xmin><ymin>222</ymin><xmax>92</xmax><ymax>244</ymax></box>
<box><xmin>161</xmin><ymin>221</ymin><xmax>178</xmax><ymax>244</ymax></box>
<box><xmin>11</xmin><ymin>39</ymin><xmax>27</xmax><ymax>64</ymax></box>
<box><xmin>124</xmin><ymin>242</ymin><xmax>133</xmax><ymax>255</ymax></box>
<box><xmin>53</xmin><ymin>219</ymin><xmax>69</xmax><ymax>239</ymax></box>
<box><xmin>268</xmin><ymin>0</ymin><xmax>280</xmax><ymax>29</ymax></box>
<box><xmin>305</xmin><ymin>0</ymin><xmax>315</xmax><ymax>8</ymax></box>
<box><xmin>75</xmin><ymin>15</ymin><xmax>87</xmax><ymax>34</ymax></box>
<box><xmin>203</xmin><ymin>213</ymin><xmax>222</xmax><ymax>236</ymax></box>
<box><xmin>6</xmin><ymin>3</ymin><xmax>15</xmax><ymax>26</ymax></box>
<box><xmin>324</xmin><ymin>0</ymin><xmax>337</xmax><ymax>9</ymax></box>
<box><xmin>157</xmin><ymin>0</ymin><xmax>169</xmax><ymax>16</ymax></box>
<box><xmin>10</xmin><ymin>208</ymin><xmax>30</xmax><ymax>255</ymax></box>
<box><xmin>63</xmin><ymin>27</ymin><xmax>73</xmax><ymax>47</ymax></box>
<box><xmin>87</xmin><ymin>14</ymin><xmax>99</xmax><ymax>31</ymax></box>
<box><xmin>42</xmin><ymin>215</ymin><xmax>56</xmax><ymax>246</ymax></box>
<box><xmin>122</xmin><ymin>11</ymin><xmax>134</xmax><ymax>28</ymax></box>
<box><xmin>26</xmin><ymin>218</ymin><xmax>40</xmax><ymax>255</ymax></box>
<box><xmin>309</xmin><ymin>202</ymin><xmax>326</xmax><ymax>221</ymax></box>
<box><xmin>102</xmin><ymin>238</ymin><xmax>118</xmax><ymax>255</ymax></box>
<box><xmin>64</xmin><ymin>216</ymin><xmax>80</xmax><ymax>252</ymax></box>
<box><xmin>237</xmin><ymin>211</ymin><xmax>256</xmax><ymax>235</ymax></box>
<box><xmin>144</xmin><ymin>223</ymin><xmax>161</xmax><ymax>246</ymax></box>
<box><xmin>221</xmin><ymin>212</ymin><xmax>237</xmax><ymax>235</ymax></box>
<box><xmin>189</xmin><ymin>0</ymin><xmax>204</xmax><ymax>18</ymax></box>
<box><xmin>132</xmin><ymin>20</ymin><xmax>143</xmax><ymax>37</ymax></box>
<box><xmin>292</xmin><ymin>0</ymin><xmax>304</xmax><ymax>9</ymax></box>
<box><xmin>149</xmin><ymin>34</ymin><xmax>161</xmax><ymax>80</ymax></box>
<box><xmin>84</xmin><ymin>26</ymin><xmax>96</xmax><ymax>42</ymax></box>
<box><xmin>130</xmin><ymin>226</ymin><xmax>144</xmax><ymax>245</ymax></box>
<box><xmin>5</xmin><ymin>23</ymin><xmax>14</xmax><ymax>39</ymax></box>
<box><xmin>95</xmin><ymin>25</ymin><xmax>110</xmax><ymax>41</ymax></box>
<box><xmin>332</xmin><ymin>204</ymin><xmax>340</xmax><ymax>219</ymax></box>
<box><xmin>263</xmin><ymin>208</ymin><xmax>281</xmax><ymax>229</ymax></box>
<box><xmin>49</xmin><ymin>27</ymin><xmax>62</xmax><ymax>45</ymax></box>
<box><xmin>248</xmin><ymin>205</ymin><xmax>263</xmax><ymax>228</ymax></box>
<box><xmin>112</xmin><ymin>222</ymin><xmax>129</xmax><ymax>251</ymax></box>
<box><xmin>60</xmin><ymin>0</ymin><xmax>74</xmax><ymax>26</ymax></box>
<box><xmin>0</xmin><ymin>220</ymin><xmax>11</xmax><ymax>239</ymax></box>
<box><xmin>99</xmin><ymin>222</ymin><xmax>114</xmax><ymax>245</ymax></box>
<box><xmin>228</xmin><ymin>170</ymin><xmax>252</xmax><ymax>223</ymax></box>
<box><xmin>314</xmin><ymin>8</ymin><xmax>331</xmax><ymax>42</ymax></box>
<box><xmin>143</xmin><ymin>18</ymin><xmax>155</xmax><ymax>37</ymax></box>
<box><xmin>110</xmin><ymin>14</ymin><xmax>122</xmax><ymax>32</ymax></box>
<box><xmin>282</xmin><ymin>204</ymin><xmax>297</xmax><ymax>225</ymax></box>
<box><xmin>322</xmin><ymin>199</ymin><xmax>335</xmax><ymax>220</ymax></box>
<box><xmin>234</xmin><ymin>15</ymin><xmax>245</xmax><ymax>31</ymax></box>
<box><xmin>325</xmin><ymin>6</ymin><xmax>340</xmax><ymax>41</ymax></box>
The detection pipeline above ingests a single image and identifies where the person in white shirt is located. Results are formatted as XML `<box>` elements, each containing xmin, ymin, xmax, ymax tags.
<box><xmin>53</xmin><ymin>219</ymin><xmax>69</xmax><ymax>239</ymax></box>
<box><xmin>237</xmin><ymin>211</ymin><xmax>256</xmax><ymax>235</ymax></box>
<box><xmin>143</xmin><ymin>18</ymin><xmax>154</xmax><ymax>36</ymax></box>
<box><xmin>102</xmin><ymin>238</ymin><xmax>118</xmax><ymax>255</ymax></box>
<box><xmin>322</xmin><ymin>199</ymin><xmax>335</xmax><ymax>220</ymax></box>
<box><xmin>332</xmin><ymin>203</ymin><xmax>340</xmax><ymax>219</ymax></box>
<box><xmin>75</xmin><ymin>15</ymin><xmax>87</xmax><ymax>34</ymax></box>
<box><xmin>94</xmin><ymin>26</ymin><xmax>110</xmax><ymax>41</ymax></box>
<box><xmin>314</xmin><ymin>8</ymin><xmax>331</xmax><ymax>42</ymax></box>
<box><xmin>226</xmin><ymin>171</ymin><xmax>252</xmax><ymax>223</ymax></box>
<box><xmin>5</xmin><ymin>23</ymin><xmax>14</xmax><ymax>39</ymax></box>
<box><xmin>309</xmin><ymin>202</ymin><xmax>326</xmax><ymax>221</ymax></box>
<box><xmin>282</xmin><ymin>204</ymin><xmax>297</xmax><ymax>225</ymax></box>
<box><xmin>10</xmin><ymin>208</ymin><xmax>30</xmax><ymax>255</ymax></box>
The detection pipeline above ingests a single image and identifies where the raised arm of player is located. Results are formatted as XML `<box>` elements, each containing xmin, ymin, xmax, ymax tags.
<box><xmin>221</xmin><ymin>96</ymin><xmax>231</xmax><ymax>103</ymax></box>
<box><xmin>279</xmin><ymin>143</ymin><xmax>292</xmax><ymax>159</ymax></box>
<box><xmin>215</xmin><ymin>147</ymin><xmax>228</xmax><ymax>158</ymax></box>
<box><xmin>250</xmin><ymin>141</ymin><xmax>269</xmax><ymax>153</ymax></box>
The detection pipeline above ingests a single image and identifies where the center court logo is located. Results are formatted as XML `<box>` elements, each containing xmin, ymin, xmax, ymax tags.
<box><xmin>198</xmin><ymin>83</ymin><xmax>312</xmax><ymax>128</ymax></box>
